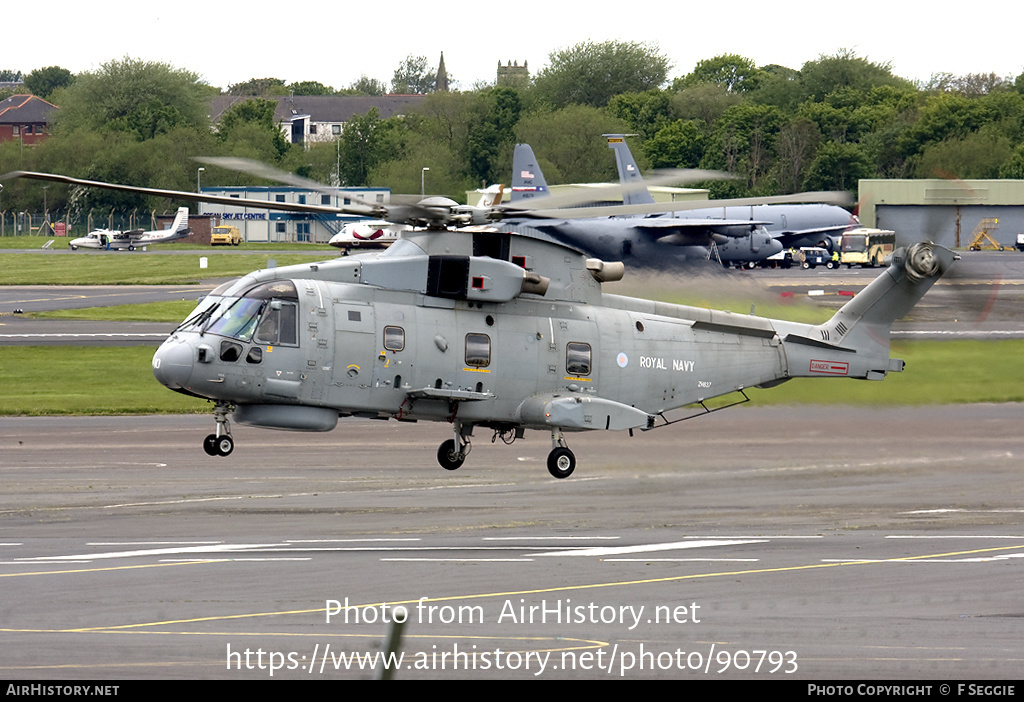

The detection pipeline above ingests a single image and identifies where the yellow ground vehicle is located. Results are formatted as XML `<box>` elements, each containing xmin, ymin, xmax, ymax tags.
<box><xmin>211</xmin><ymin>225</ymin><xmax>242</xmax><ymax>246</ymax></box>
<box><xmin>840</xmin><ymin>228</ymin><xmax>896</xmax><ymax>267</ymax></box>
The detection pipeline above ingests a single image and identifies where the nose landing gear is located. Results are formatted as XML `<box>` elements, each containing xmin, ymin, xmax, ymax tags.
<box><xmin>203</xmin><ymin>402</ymin><xmax>235</xmax><ymax>457</ymax></box>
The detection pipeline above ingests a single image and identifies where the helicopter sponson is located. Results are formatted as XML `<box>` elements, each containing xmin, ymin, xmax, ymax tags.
<box><xmin>152</xmin><ymin>231</ymin><xmax>955</xmax><ymax>479</ymax></box>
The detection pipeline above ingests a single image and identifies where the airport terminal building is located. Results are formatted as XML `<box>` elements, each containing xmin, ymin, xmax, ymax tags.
<box><xmin>198</xmin><ymin>185</ymin><xmax>391</xmax><ymax>243</ymax></box>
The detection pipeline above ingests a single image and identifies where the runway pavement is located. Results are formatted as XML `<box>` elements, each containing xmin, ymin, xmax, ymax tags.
<box><xmin>1</xmin><ymin>408</ymin><xmax>1022</xmax><ymax>680</ymax></box>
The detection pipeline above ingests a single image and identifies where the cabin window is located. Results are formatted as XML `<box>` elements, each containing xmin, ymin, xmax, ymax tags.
<box><xmin>566</xmin><ymin>342</ymin><xmax>592</xmax><ymax>376</ymax></box>
<box><xmin>383</xmin><ymin>326</ymin><xmax>405</xmax><ymax>351</ymax></box>
<box><xmin>465</xmin><ymin>333</ymin><xmax>490</xmax><ymax>368</ymax></box>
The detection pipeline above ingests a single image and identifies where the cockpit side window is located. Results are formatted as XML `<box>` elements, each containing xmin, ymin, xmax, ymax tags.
<box><xmin>254</xmin><ymin>301</ymin><xmax>298</xmax><ymax>346</ymax></box>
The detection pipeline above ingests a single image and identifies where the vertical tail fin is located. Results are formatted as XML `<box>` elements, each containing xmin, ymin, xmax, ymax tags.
<box><xmin>474</xmin><ymin>184</ymin><xmax>505</xmax><ymax>208</ymax></box>
<box><xmin>171</xmin><ymin>206</ymin><xmax>189</xmax><ymax>233</ymax></box>
<box><xmin>605</xmin><ymin>134</ymin><xmax>655</xmax><ymax>206</ymax></box>
<box><xmin>510</xmin><ymin>144</ymin><xmax>548</xmax><ymax>202</ymax></box>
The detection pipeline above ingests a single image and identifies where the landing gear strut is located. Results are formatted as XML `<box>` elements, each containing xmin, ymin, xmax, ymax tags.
<box><xmin>546</xmin><ymin>428</ymin><xmax>576</xmax><ymax>479</ymax></box>
<box><xmin>203</xmin><ymin>402</ymin><xmax>234</xmax><ymax>457</ymax></box>
<box><xmin>437</xmin><ymin>421</ymin><xmax>471</xmax><ymax>470</ymax></box>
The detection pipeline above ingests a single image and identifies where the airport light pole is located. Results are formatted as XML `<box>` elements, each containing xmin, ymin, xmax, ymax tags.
<box><xmin>197</xmin><ymin>167</ymin><xmax>205</xmax><ymax>217</ymax></box>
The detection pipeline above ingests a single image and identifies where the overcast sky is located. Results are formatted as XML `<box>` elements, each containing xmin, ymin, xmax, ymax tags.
<box><xmin>7</xmin><ymin>0</ymin><xmax>1022</xmax><ymax>92</ymax></box>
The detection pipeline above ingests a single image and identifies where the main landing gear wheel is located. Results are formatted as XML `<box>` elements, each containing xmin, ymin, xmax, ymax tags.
<box><xmin>437</xmin><ymin>439</ymin><xmax>466</xmax><ymax>470</ymax></box>
<box><xmin>547</xmin><ymin>447</ymin><xmax>576</xmax><ymax>479</ymax></box>
<box><xmin>203</xmin><ymin>433</ymin><xmax>234</xmax><ymax>457</ymax></box>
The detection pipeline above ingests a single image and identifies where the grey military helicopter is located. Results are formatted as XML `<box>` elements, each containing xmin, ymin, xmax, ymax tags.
<box><xmin>2</xmin><ymin>167</ymin><xmax>956</xmax><ymax>478</ymax></box>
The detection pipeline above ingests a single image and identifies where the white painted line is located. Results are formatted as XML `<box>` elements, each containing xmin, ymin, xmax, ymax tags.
<box><xmin>481</xmin><ymin>540</ymin><xmax>618</xmax><ymax>544</ymax></box>
<box><xmin>602</xmin><ymin>558</ymin><xmax>759</xmax><ymax>562</ymax></box>
<box><xmin>20</xmin><ymin>543</ymin><xmax>283</xmax><ymax>561</ymax></box>
<box><xmin>536</xmin><ymin>539</ymin><xmax>766</xmax><ymax>557</ymax></box>
<box><xmin>285</xmin><ymin>538</ymin><xmax>421</xmax><ymax>543</ymax></box>
<box><xmin>886</xmin><ymin>534</ymin><xmax>1024</xmax><ymax>538</ymax></box>
<box><xmin>381</xmin><ymin>558</ymin><xmax>534</xmax><ymax>562</ymax></box>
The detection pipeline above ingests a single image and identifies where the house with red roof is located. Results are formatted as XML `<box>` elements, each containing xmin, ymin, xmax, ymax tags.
<box><xmin>0</xmin><ymin>94</ymin><xmax>58</xmax><ymax>145</ymax></box>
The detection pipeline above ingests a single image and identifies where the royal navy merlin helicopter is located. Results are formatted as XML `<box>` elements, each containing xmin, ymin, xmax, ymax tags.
<box><xmin>1</xmin><ymin>167</ymin><xmax>956</xmax><ymax>478</ymax></box>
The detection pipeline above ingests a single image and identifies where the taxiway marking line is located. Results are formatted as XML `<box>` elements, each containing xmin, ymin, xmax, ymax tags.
<box><xmin>0</xmin><ymin>560</ymin><xmax>225</xmax><ymax>579</ymax></box>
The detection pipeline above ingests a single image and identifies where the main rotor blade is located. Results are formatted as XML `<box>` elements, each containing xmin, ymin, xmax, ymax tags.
<box><xmin>506</xmin><ymin>191</ymin><xmax>855</xmax><ymax>220</ymax></box>
<box><xmin>498</xmin><ymin>168</ymin><xmax>734</xmax><ymax>214</ymax></box>
<box><xmin>196</xmin><ymin>157</ymin><xmax>452</xmax><ymax>224</ymax></box>
<box><xmin>0</xmin><ymin>170</ymin><xmax>378</xmax><ymax>217</ymax></box>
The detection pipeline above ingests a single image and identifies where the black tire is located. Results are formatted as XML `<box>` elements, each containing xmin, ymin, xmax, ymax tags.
<box><xmin>437</xmin><ymin>439</ymin><xmax>464</xmax><ymax>470</ymax></box>
<box><xmin>547</xmin><ymin>447</ymin><xmax>576</xmax><ymax>479</ymax></box>
<box><xmin>203</xmin><ymin>434</ymin><xmax>219</xmax><ymax>456</ymax></box>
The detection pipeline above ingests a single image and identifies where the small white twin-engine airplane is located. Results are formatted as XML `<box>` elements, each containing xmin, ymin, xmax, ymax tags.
<box><xmin>68</xmin><ymin>207</ymin><xmax>191</xmax><ymax>250</ymax></box>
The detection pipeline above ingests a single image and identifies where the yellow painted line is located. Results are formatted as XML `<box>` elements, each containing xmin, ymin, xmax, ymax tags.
<box><xmin>0</xmin><ymin>559</ymin><xmax>225</xmax><ymax>579</ymax></box>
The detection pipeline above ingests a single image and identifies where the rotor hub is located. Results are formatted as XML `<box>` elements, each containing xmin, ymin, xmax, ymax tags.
<box><xmin>904</xmin><ymin>242</ymin><xmax>940</xmax><ymax>282</ymax></box>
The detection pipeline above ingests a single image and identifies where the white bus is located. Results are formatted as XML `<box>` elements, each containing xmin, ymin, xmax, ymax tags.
<box><xmin>840</xmin><ymin>228</ymin><xmax>896</xmax><ymax>268</ymax></box>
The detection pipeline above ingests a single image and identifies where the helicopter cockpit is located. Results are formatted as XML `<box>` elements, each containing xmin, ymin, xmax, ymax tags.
<box><xmin>179</xmin><ymin>280</ymin><xmax>299</xmax><ymax>347</ymax></box>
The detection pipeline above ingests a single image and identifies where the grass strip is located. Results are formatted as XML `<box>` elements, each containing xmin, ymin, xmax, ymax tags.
<box><xmin>1</xmin><ymin>340</ymin><xmax>1021</xmax><ymax>417</ymax></box>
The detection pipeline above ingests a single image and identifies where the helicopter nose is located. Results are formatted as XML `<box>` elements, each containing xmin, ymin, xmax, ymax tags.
<box><xmin>152</xmin><ymin>338</ymin><xmax>193</xmax><ymax>390</ymax></box>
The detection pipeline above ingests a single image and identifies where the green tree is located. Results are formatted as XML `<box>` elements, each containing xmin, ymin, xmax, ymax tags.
<box><xmin>998</xmin><ymin>143</ymin><xmax>1024</xmax><ymax>178</ymax></box>
<box><xmin>514</xmin><ymin>105</ymin><xmax>632</xmax><ymax>183</ymax></box>
<box><xmin>24</xmin><ymin>66</ymin><xmax>74</xmax><ymax>100</ymax></box>
<box><xmin>643</xmin><ymin>120</ymin><xmax>705</xmax><ymax>168</ymax></box>
<box><xmin>675</xmin><ymin>54</ymin><xmax>765</xmax><ymax>93</ymax></box>
<box><xmin>465</xmin><ymin>87</ymin><xmax>522</xmax><ymax>184</ymax></box>
<box><xmin>896</xmin><ymin>92</ymin><xmax>994</xmax><ymax>158</ymax></box>
<box><xmin>216</xmin><ymin>98</ymin><xmax>290</xmax><ymax>160</ymax></box>
<box><xmin>668</xmin><ymin>83</ymin><xmax>743</xmax><ymax>130</ymax></box>
<box><xmin>532</xmin><ymin>40</ymin><xmax>670</xmax><ymax>109</ymax></box>
<box><xmin>338</xmin><ymin>108</ymin><xmax>402</xmax><ymax>186</ymax></box>
<box><xmin>748</xmin><ymin>64</ymin><xmax>803</xmax><ymax>112</ymax></box>
<box><xmin>287</xmin><ymin>80</ymin><xmax>335</xmax><ymax>96</ymax></box>
<box><xmin>228</xmin><ymin>77</ymin><xmax>287</xmax><ymax>96</ymax></box>
<box><xmin>798</xmin><ymin>49</ymin><xmax>912</xmax><ymax>102</ymax></box>
<box><xmin>774</xmin><ymin>117</ymin><xmax>821</xmax><ymax>193</ymax></box>
<box><xmin>606</xmin><ymin>90</ymin><xmax>671</xmax><ymax>139</ymax></box>
<box><xmin>700</xmin><ymin>103</ymin><xmax>782</xmax><ymax>189</ymax></box>
<box><xmin>803</xmin><ymin>141</ymin><xmax>873</xmax><ymax>192</ymax></box>
<box><xmin>391</xmin><ymin>55</ymin><xmax>436</xmax><ymax>94</ymax></box>
<box><xmin>53</xmin><ymin>58</ymin><xmax>214</xmax><ymax>141</ymax></box>
<box><xmin>913</xmin><ymin>128</ymin><xmax>1013</xmax><ymax>179</ymax></box>
<box><xmin>348</xmin><ymin>76</ymin><xmax>387</xmax><ymax>95</ymax></box>
<box><xmin>370</xmin><ymin>132</ymin><xmax>473</xmax><ymax>198</ymax></box>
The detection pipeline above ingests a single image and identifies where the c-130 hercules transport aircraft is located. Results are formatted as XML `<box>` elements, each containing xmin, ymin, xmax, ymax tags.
<box><xmin>2</xmin><ymin>165</ymin><xmax>956</xmax><ymax>479</ymax></box>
